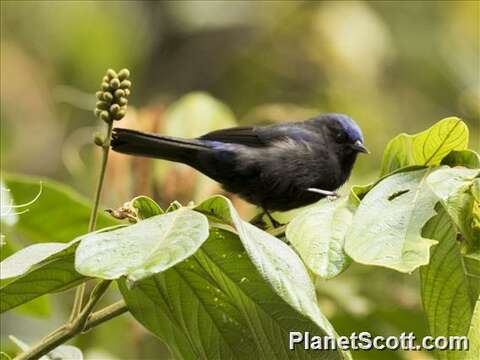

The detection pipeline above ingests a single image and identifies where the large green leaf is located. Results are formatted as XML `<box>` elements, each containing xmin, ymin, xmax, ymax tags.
<box><xmin>194</xmin><ymin>196</ymin><xmax>343</xmax><ymax>340</ymax></box>
<box><xmin>380</xmin><ymin>117</ymin><xmax>468</xmax><ymax>176</ymax></box>
<box><xmin>427</xmin><ymin>167</ymin><xmax>480</xmax><ymax>247</ymax></box>
<box><xmin>420</xmin><ymin>207</ymin><xmax>476</xmax><ymax>360</ymax></box>
<box><xmin>441</xmin><ymin>149</ymin><xmax>480</xmax><ymax>169</ymax></box>
<box><xmin>75</xmin><ymin>208</ymin><xmax>209</xmax><ymax>282</ymax></box>
<box><xmin>120</xmin><ymin>228</ymin><xmax>345</xmax><ymax>359</ymax></box>
<box><xmin>345</xmin><ymin>168</ymin><xmax>438</xmax><ymax>273</ymax></box>
<box><xmin>0</xmin><ymin>241</ymin><xmax>86</xmax><ymax>313</ymax></box>
<box><xmin>467</xmin><ymin>296</ymin><xmax>480</xmax><ymax>360</ymax></box>
<box><xmin>286</xmin><ymin>199</ymin><xmax>353</xmax><ymax>279</ymax></box>
<box><xmin>3</xmin><ymin>174</ymin><xmax>118</xmax><ymax>244</ymax></box>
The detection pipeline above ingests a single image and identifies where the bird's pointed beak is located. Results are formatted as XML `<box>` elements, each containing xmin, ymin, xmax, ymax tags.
<box><xmin>352</xmin><ymin>140</ymin><xmax>370</xmax><ymax>154</ymax></box>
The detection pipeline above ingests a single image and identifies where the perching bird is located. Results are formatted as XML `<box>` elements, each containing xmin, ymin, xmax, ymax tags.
<box><xmin>111</xmin><ymin>113</ymin><xmax>368</xmax><ymax>217</ymax></box>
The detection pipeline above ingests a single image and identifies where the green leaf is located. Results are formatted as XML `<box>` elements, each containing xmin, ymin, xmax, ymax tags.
<box><xmin>380</xmin><ymin>117</ymin><xmax>468</xmax><ymax>176</ymax></box>
<box><xmin>286</xmin><ymin>199</ymin><xmax>353</xmax><ymax>279</ymax></box>
<box><xmin>427</xmin><ymin>167</ymin><xmax>480</xmax><ymax>248</ymax></box>
<box><xmin>75</xmin><ymin>208</ymin><xmax>209</xmax><ymax>282</ymax></box>
<box><xmin>420</xmin><ymin>207</ymin><xmax>476</xmax><ymax>360</ymax></box>
<box><xmin>14</xmin><ymin>294</ymin><xmax>51</xmax><ymax>318</ymax></box>
<box><xmin>441</xmin><ymin>149</ymin><xmax>480</xmax><ymax>169</ymax></box>
<box><xmin>131</xmin><ymin>195</ymin><xmax>163</xmax><ymax>219</ymax></box>
<box><xmin>463</xmin><ymin>251</ymin><xmax>480</xmax><ymax>303</ymax></box>
<box><xmin>345</xmin><ymin>168</ymin><xmax>438</xmax><ymax>273</ymax></box>
<box><xmin>120</xmin><ymin>228</ymin><xmax>346</xmax><ymax>359</ymax></box>
<box><xmin>0</xmin><ymin>241</ymin><xmax>86</xmax><ymax>313</ymax></box>
<box><xmin>195</xmin><ymin>196</ymin><xmax>344</xmax><ymax>336</ymax></box>
<box><xmin>4</xmin><ymin>174</ymin><xmax>118</xmax><ymax>244</ymax></box>
<box><xmin>0</xmin><ymin>352</ymin><xmax>12</xmax><ymax>360</ymax></box>
<box><xmin>348</xmin><ymin>165</ymin><xmax>426</xmax><ymax>207</ymax></box>
<box><xmin>42</xmin><ymin>345</ymin><xmax>83</xmax><ymax>360</ymax></box>
<box><xmin>1</xmin><ymin>242</ymin><xmax>73</xmax><ymax>280</ymax></box>
<box><xmin>467</xmin><ymin>296</ymin><xmax>480</xmax><ymax>360</ymax></box>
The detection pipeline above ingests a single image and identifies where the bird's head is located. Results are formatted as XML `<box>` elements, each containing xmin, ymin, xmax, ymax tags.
<box><xmin>311</xmin><ymin>113</ymin><xmax>369</xmax><ymax>156</ymax></box>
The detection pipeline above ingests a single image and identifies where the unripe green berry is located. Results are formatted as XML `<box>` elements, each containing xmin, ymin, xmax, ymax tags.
<box><xmin>102</xmin><ymin>92</ymin><xmax>114</xmax><ymax>102</ymax></box>
<box><xmin>106</xmin><ymin>69</ymin><xmax>117</xmax><ymax>79</ymax></box>
<box><xmin>113</xmin><ymin>109</ymin><xmax>127</xmax><ymax>120</ymax></box>
<box><xmin>120</xmin><ymin>80</ymin><xmax>131</xmax><ymax>89</ymax></box>
<box><xmin>118</xmin><ymin>97</ymin><xmax>128</xmax><ymax>106</ymax></box>
<box><xmin>110</xmin><ymin>104</ymin><xmax>120</xmax><ymax>114</ymax></box>
<box><xmin>101</xmin><ymin>82</ymin><xmax>110</xmax><ymax>91</ymax></box>
<box><xmin>96</xmin><ymin>91</ymin><xmax>103</xmax><ymax>100</ymax></box>
<box><xmin>94</xmin><ymin>108</ymin><xmax>102</xmax><ymax>117</ymax></box>
<box><xmin>114</xmin><ymin>89</ymin><xmax>125</xmax><ymax>98</ymax></box>
<box><xmin>124</xmin><ymin>88</ymin><xmax>131</xmax><ymax>96</ymax></box>
<box><xmin>118</xmin><ymin>69</ymin><xmax>130</xmax><ymax>80</ymax></box>
<box><xmin>96</xmin><ymin>101</ymin><xmax>110</xmax><ymax>110</ymax></box>
<box><xmin>110</xmin><ymin>78</ymin><xmax>120</xmax><ymax>89</ymax></box>
<box><xmin>93</xmin><ymin>133</ymin><xmax>104</xmax><ymax>146</ymax></box>
<box><xmin>100</xmin><ymin>111</ymin><xmax>110</xmax><ymax>122</ymax></box>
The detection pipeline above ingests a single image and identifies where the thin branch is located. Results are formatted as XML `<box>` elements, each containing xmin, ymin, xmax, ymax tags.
<box><xmin>14</xmin><ymin>281</ymin><xmax>118</xmax><ymax>360</ymax></box>
<box><xmin>83</xmin><ymin>300</ymin><xmax>128</xmax><ymax>332</ymax></box>
<box><xmin>70</xmin><ymin>121</ymin><xmax>114</xmax><ymax>321</ymax></box>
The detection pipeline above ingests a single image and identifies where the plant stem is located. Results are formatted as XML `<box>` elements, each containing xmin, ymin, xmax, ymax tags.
<box><xmin>70</xmin><ymin>121</ymin><xmax>114</xmax><ymax>321</ymax></box>
<box><xmin>14</xmin><ymin>296</ymin><xmax>127</xmax><ymax>360</ymax></box>
<box><xmin>83</xmin><ymin>300</ymin><xmax>129</xmax><ymax>332</ymax></box>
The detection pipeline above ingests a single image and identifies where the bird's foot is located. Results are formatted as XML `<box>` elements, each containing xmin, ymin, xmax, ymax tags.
<box><xmin>251</xmin><ymin>210</ymin><xmax>285</xmax><ymax>229</ymax></box>
<box><xmin>307</xmin><ymin>188</ymin><xmax>340</xmax><ymax>198</ymax></box>
<box><xmin>264</xmin><ymin>210</ymin><xmax>284</xmax><ymax>228</ymax></box>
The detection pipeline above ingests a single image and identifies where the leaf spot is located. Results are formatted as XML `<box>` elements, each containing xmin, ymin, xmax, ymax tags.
<box><xmin>388</xmin><ymin>189</ymin><xmax>410</xmax><ymax>201</ymax></box>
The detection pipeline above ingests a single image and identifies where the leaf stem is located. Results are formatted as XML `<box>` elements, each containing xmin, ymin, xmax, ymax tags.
<box><xmin>14</xmin><ymin>295</ymin><xmax>127</xmax><ymax>360</ymax></box>
<box><xmin>70</xmin><ymin>121</ymin><xmax>114</xmax><ymax>321</ymax></box>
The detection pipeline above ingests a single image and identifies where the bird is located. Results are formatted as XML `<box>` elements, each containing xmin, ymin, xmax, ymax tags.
<box><xmin>110</xmin><ymin>113</ymin><xmax>368</xmax><ymax>222</ymax></box>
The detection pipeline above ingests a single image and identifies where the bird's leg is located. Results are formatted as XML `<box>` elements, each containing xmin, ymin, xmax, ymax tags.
<box><xmin>264</xmin><ymin>209</ymin><xmax>282</xmax><ymax>228</ymax></box>
<box><xmin>307</xmin><ymin>188</ymin><xmax>340</xmax><ymax>198</ymax></box>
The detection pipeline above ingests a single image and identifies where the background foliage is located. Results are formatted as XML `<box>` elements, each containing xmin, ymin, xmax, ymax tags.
<box><xmin>1</xmin><ymin>1</ymin><xmax>479</xmax><ymax>359</ymax></box>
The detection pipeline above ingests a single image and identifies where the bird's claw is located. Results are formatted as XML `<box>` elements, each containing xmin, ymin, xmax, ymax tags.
<box><xmin>307</xmin><ymin>188</ymin><xmax>339</xmax><ymax>198</ymax></box>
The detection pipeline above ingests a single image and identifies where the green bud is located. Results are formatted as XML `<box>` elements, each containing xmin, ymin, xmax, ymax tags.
<box><xmin>94</xmin><ymin>108</ymin><xmax>102</xmax><ymax>117</ymax></box>
<box><xmin>110</xmin><ymin>78</ymin><xmax>120</xmax><ymax>89</ymax></box>
<box><xmin>102</xmin><ymin>76</ymin><xmax>109</xmax><ymax>83</ymax></box>
<box><xmin>118</xmin><ymin>69</ymin><xmax>130</xmax><ymax>80</ymax></box>
<box><xmin>120</xmin><ymin>80</ymin><xmax>131</xmax><ymax>89</ymax></box>
<box><xmin>113</xmin><ymin>109</ymin><xmax>127</xmax><ymax>120</ymax></box>
<box><xmin>101</xmin><ymin>82</ymin><xmax>110</xmax><ymax>91</ymax></box>
<box><xmin>124</xmin><ymin>88</ymin><xmax>131</xmax><ymax>97</ymax></box>
<box><xmin>110</xmin><ymin>104</ymin><xmax>120</xmax><ymax>114</ymax></box>
<box><xmin>96</xmin><ymin>91</ymin><xmax>103</xmax><ymax>100</ymax></box>
<box><xmin>96</xmin><ymin>101</ymin><xmax>109</xmax><ymax>110</ymax></box>
<box><xmin>102</xmin><ymin>92</ymin><xmax>114</xmax><ymax>102</ymax></box>
<box><xmin>100</xmin><ymin>111</ymin><xmax>110</xmax><ymax>122</ymax></box>
<box><xmin>118</xmin><ymin>97</ymin><xmax>128</xmax><ymax>106</ymax></box>
<box><xmin>114</xmin><ymin>89</ymin><xmax>125</xmax><ymax>98</ymax></box>
<box><xmin>106</xmin><ymin>69</ymin><xmax>117</xmax><ymax>79</ymax></box>
<box><xmin>93</xmin><ymin>133</ymin><xmax>104</xmax><ymax>146</ymax></box>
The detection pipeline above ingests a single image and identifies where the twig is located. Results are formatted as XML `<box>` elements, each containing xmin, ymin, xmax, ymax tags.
<box><xmin>70</xmin><ymin>121</ymin><xmax>114</xmax><ymax>322</ymax></box>
<box><xmin>15</xmin><ymin>281</ymin><xmax>119</xmax><ymax>360</ymax></box>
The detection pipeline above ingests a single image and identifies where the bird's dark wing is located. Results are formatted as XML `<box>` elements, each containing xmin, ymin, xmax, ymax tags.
<box><xmin>199</xmin><ymin>123</ymin><xmax>319</xmax><ymax>148</ymax></box>
<box><xmin>198</xmin><ymin>126</ymin><xmax>268</xmax><ymax>147</ymax></box>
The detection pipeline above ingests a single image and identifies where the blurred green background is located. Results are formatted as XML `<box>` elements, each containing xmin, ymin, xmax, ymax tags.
<box><xmin>1</xmin><ymin>1</ymin><xmax>479</xmax><ymax>359</ymax></box>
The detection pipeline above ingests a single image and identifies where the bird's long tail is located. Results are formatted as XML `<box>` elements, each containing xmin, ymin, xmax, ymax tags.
<box><xmin>111</xmin><ymin>128</ymin><xmax>209</xmax><ymax>165</ymax></box>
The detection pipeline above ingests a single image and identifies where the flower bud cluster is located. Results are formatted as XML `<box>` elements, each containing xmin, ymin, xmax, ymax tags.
<box><xmin>94</xmin><ymin>68</ymin><xmax>131</xmax><ymax>122</ymax></box>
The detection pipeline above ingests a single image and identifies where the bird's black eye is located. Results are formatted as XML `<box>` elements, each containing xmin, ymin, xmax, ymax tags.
<box><xmin>335</xmin><ymin>131</ymin><xmax>347</xmax><ymax>143</ymax></box>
